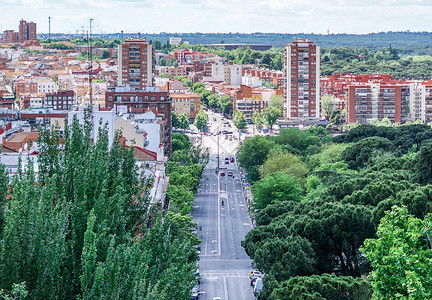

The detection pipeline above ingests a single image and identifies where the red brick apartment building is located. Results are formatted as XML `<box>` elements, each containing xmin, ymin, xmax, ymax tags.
<box><xmin>117</xmin><ymin>39</ymin><xmax>154</xmax><ymax>90</ymax></box>
<box><xmin>347</xmin><ymin>83</ymin><xmax>402</xmax><ymax>123</ymax></box>
<box><xmin>19</xmin><ymin>20</ymin><xmax>36</xmax><ymax>43</ymax></box>
<box><xmin>105</xmin><ymin>86</ymin><xmax>172</xmax><ymax>151</ymax></box>
<box><xmin>15</xmin><ymin>81</ymin><xmax>38</xmax><ymax>98</ymax></box>
<box><xmin>284</xmin><ymin>38</ymin><xmax>320</xmax><ymax>119</ymax></box>
<box><xmin>1</xmin><ymin>30</ymin><xmax>19</xmax><ymax>43</ymax></box>
<box><xmin>44</xmin><ymin>90</ymin><xmax>75</xmax><ymax>110</ymax></box>
<box><xmin>0</xmin><ymin>91</ymin><xmax>15</xmax><ymax>110</ymax></box>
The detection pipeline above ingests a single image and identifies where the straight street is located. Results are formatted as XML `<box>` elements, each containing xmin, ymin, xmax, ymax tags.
<box><xmin>191</xmin><ymin>112</ymin><xmax>255</xmax><ymax>300</ymax></box>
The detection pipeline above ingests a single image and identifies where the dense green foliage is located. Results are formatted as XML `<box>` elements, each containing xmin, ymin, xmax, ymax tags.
<box><xmin>239</xmin><ymin>124</ymin><xmax>432</xmax><ymax>299</ymax></box>
<box><xmin>271</xmin><ymin>273</ymin><xmax>372</xmax><ymax>300</ymax></box>
<box><xmin>321</xmin><ymin>47</ymin><xmax>432</xmax><ymax>79</ymax></box>
<box><xmin>67</xmin><ymin>32</ymin><xmax>432</xmax><ymax>50</ymax></box>
<box><xmin>193</xmin><ymin>110</ymin><xmax>208</xmax><ymax>132</ymax></box>
<box><xmin>363</xmin><ymin>206</ymin><xmax>432</xmax><ymax>299</ymax></box>
<box><xmin>0</xmin><ymin>114</ymin><xmax>201</xmax><ymax>299</ymax></box>
<box><xmin>166</xmin><ymin>132</ymin><xmax>208</xmax><ymax>215</ymax></box>
<box><xmin>233</xmin><ymin>110</ymin><xmax>247</xmax><ymax>130</ymax></box>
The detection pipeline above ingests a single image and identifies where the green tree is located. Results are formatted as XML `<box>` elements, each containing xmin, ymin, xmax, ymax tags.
<box><xmin>153</xmin><ymin>40</ymin><xmax>162</xmax><ymax>50</ymax></box>
<box><xmin>193</xmin><ymin>110</ymin><xmax>208</xmax><ymax>132</ymax></box>
<box><xmin>263</xmin><ymin>107</ymin><xmax>282</xmax><ymax>131</ymax></box>
<box><xmin>363</xmin><ymin>206</ymin><xmax>432</xmax><ymax>299</ymax></box>
<box><xmin>341</xmin><ymin>136</ymin><xmax>396</xmax><ymax>170</ymax></box>
<box><xmin>269</xmin><ymin>95</ymin><xmax>284</xmax><ymax>112</ymax></box>
<box><xmin>252</xmin><ymin>110</ymin><xmax>263</xmax><ymax>130</ymax></box>
<box><xmin>260</xmin><ymin>148</ymin><xmax>308</xmax><ymax>183</ymax></box>
<box><xmin>172</xmin><ymin>111</ymin><xmax>180</xmax><ymax>128</ymax></box>
<box><xmin>237</xmin><ymin>136</ymin><xmax>275</xmax><ymax>182</ymax></box>
<box><xmin>192</xmin><ymin>82</ymin><xmax>204</xmax><ymax>93</ymax></box>
<box><xmin>252</xmin><ymin>171</ymin><xmax>302</xmax><ymax>210</ymax></box>
<box><xmin>101</xmin><ymin>49</ymin><xmax>110</xmax><ymax>59</ymax></box>
<box><xmin>233</xmin><ymin>110</ymin><xmax>247</xmax><ymax>130</ymax></box>
<box><xmin>413</xmin><ymin>139</ymin><xmax>432</xmax><ymax>185</ymax></box>
<box><xmin>220</xmin><ymin>96</ymin><xmax>233</xmax><ymax>116</ymax></box>
<box><xmin>254</xmin><ymin>236</ymin><xmax>316</xmax><ymax>281</ymax></box>
<box><xmin>178</xmin><ymin>113</ymin><xmax>190</xmax><ymax>131</ymax></box>
<box><xmin>200</xmin><ymin>90</ymin><xmax>212</xmax><ymax>106</ymax></box>
<box><xmin>0</xmin><ymin>112</ymin><xmax>201</xmax><ymax>299</ymax></box>
<box><xmin>271</xmin><ymin>274</ymin><xmax>372</xmax><ymax>300</ymax></box>
<box><xmin>321</xmin><ymin>95</ymin><xmax>335</xmax><ymax>121</ymax></box>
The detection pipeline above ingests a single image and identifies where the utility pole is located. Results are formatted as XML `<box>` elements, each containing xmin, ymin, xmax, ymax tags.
<box><xmin>88</xmin><ymin>19</ymin><xmax>93</xmax><ymax>107</ymax></box>
<box><xmin>48</xmin><ymin>17</ymin><xmax>51</xmax><ymax>40</ymax></box>
<box><xmin>217</xmin><ymin>131</ymin><xmax>220</xmax><ymax>171</ymax></box>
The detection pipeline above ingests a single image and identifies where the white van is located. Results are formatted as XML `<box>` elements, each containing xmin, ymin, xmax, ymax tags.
<box><xmin>253</xmin><ymin>278</ymin><xmax>263</xmax><ymax>296</ymax></box>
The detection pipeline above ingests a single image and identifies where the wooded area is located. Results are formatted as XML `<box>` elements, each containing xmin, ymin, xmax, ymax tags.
<box><xmin>238</xmin><ymin>124</ymin><xmax>432</xmax><ymax>299</ymax></box>
<box><xmin>0</xmin><ymin>113</ymin><xmax>207</xmax><ymax>299</ymax></box>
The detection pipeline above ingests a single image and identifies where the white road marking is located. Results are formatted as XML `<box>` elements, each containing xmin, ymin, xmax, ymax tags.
<box><xmin>223</xmin><ymin>276</ymin><xmax>229</xmax><ymax>300</ymax></box>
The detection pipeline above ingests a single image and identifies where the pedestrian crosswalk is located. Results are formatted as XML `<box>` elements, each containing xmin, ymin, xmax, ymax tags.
<box><xmin>197</xmin><ymin>191</ymin><xmax>218</xmax><ymax>195</ymax></box>
<box><xmin>203</xmin><ymin>272</ymin><xmax>249</xmax><ymax>279</ymax></box>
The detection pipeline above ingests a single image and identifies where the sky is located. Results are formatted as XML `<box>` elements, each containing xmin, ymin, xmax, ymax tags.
<box><xmin>1</xmin><ymin>0</ymin><xmax>432</xmax><ymax>35</ymax></box>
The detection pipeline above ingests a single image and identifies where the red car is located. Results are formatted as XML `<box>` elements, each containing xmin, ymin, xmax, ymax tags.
<box><xmin>220</xmin><ymin>172</ymin><xmax>225</xmax><ymax>176</ymax></box>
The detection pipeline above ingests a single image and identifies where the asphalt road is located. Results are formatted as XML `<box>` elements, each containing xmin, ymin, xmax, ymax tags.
<box><xmin>191</xmin><ymin>112</ymin><xmax>255</xmax><ymax>300</ymax></box>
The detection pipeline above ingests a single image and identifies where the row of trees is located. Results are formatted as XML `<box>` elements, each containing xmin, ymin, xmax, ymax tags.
<box><xmin>238</xmin><ymin>123</ymin><xmax>432</xmax><ymax>299</ymax></box>
<box><xmin>0</xmin><ymin>112</ymin><xmax>203</xmax><ymax>299</ymax></box>
<box><xmin>321</xmin><ymin>46</ymin><xmax>432</xmax><ymax>79</ymax></box>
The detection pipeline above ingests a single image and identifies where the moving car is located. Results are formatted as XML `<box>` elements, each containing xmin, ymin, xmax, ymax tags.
<box><xmin>191</xmin><ymin>284</ymin><xmax>199</xmax><ymax>300</ymax></box>
<box><xmin>254</xmin><ymin>278</ymin><xmax>263</xmax><ymax>296</ymax></box>
<box><xmin>228</xmin><ymin>171</ymin><xmax>233</xmax><ymax>176</ymax></box>
<box><xmin>220</xmin><ymin>172</ymin><xmax>225</xmax><ymax>176</ymax></box>
<box><xmin>249</xmin><ymin>270</ymin><xmax>262</xmax><ymax>279</ymax></box>
<box><xmin>213</xmin><ymin>118</ymin><xmax>217</xmax><ymax>121</ymax></box>
<box><xmin>230</xmin><ymin>157</ymin><xmax>235</xmax><ymax>163</ymax></box>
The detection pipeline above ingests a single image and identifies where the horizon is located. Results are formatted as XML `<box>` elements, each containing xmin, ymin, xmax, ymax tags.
<box><xmin>37</xmin><ymin>30</ymin><xmax>432</xmax><ymax>35</ymax></box>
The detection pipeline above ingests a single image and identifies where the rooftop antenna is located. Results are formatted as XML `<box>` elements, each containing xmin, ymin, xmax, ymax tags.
<box><xmin>48</xmin><ymin>17</ymin><xmax>51</xmax><ymax>40</ymax></box>
<box><xmin>89</xmin><ymin>18</ymin><xmax>93</xmax><ymax>107</ymax></box>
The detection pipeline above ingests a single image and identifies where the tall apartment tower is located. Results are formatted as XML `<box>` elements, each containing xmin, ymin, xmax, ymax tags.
<box><xmin>19</xmin><ymin>20</ymin><xmax>37</xmax><ymax>43</ymax></box>
<box><xmin>284</xmin><ymin>38</ymin><xmax>320</xmax><ymax>119</ymax></box>
<box><xmin>117</xmin><ymin>39</ymin><xmax>154</xmax><ymax>90</ymax></box>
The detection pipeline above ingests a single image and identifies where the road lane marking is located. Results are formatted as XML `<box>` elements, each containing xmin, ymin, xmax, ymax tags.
<box><xmin>223</xmin><ymin>276</ymin><xmax>229</xmax><ymax>300</ymax></box>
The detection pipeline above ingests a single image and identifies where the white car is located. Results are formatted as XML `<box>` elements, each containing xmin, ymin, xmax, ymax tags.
<box><xmin>212</xmin><ymin>298</ymin><xmax>222</xmax><ymax>300</ymax></box>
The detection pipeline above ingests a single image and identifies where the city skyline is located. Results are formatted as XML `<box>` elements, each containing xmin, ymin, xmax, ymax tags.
<box><xmin>1</xmin><ymin>0</ymin><xmax>432</xmax><ymax>35</ymax></box>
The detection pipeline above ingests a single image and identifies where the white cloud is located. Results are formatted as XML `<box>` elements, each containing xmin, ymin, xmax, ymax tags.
<box><xmin>1</xmin><ymin>0</ymin><xmax>431</xmax><ymax>34</ymax></box>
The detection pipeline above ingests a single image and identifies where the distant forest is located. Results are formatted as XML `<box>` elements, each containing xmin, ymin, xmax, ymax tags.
<box><xmin>43</xmin><ymin>31</ymin><xmax>432</xmax><ymax>54</ymax></box>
